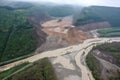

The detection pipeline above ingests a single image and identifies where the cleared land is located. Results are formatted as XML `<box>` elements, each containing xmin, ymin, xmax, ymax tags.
<box><xmin>38</xmin><ymin>16</ymin><xmax>91</xmax><ymax>51</ymax></box>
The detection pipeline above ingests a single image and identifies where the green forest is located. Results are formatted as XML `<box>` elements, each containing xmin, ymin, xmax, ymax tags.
<box><xmin>98</xmin><ymin>28</ymin><xmax>120</xmax><ymax>37</ymax></box>
<box><xmin>74</xmin><ymin>7</ymin><xmax>104</xmax><ymax>26</ymax></box>
<box><xmin>74</xmin><ymin>6</ymin><xmax>120</xmax><ymax>27</ymax></box>
<box><xmin>0</xmin><ymin>7</ymin><xmax>36</xmax><ymax>63</ymax></box>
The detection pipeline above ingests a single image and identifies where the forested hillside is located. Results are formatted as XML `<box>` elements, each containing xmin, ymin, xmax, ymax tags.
<box><xmin>0</xmin><ymin>6</ymin><xmax>36</xmax><ymax>63</ymax></box>
<box><xmin>74</xmin><ymin>6</ymin><xmax>120</xmax><ymax>27</ymax></box>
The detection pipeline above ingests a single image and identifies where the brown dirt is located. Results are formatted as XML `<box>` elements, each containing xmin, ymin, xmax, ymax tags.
<box><xmin>66</xmin><ymin>28</ymin><xmax>91</xmax><ymax>44</ymax></box>
<box><xmin>42</xmin><ymin>16</ymin><xmax>91</xmax><ymax>44</ymax></box>
<box><xmin>30</xmin><ymin>16</ymin><xmax>91</xmax><ymax>52</ymax></box>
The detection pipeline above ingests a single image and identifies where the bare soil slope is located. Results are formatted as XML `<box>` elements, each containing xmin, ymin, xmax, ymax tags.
<box><xmin>35</xmin><ymin>16</ymin><xmax>91</xmax><ymax>52</ymax></box>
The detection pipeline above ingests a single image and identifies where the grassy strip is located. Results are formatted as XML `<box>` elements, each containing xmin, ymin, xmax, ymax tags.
<box><xmin>0</xmin><ymin>53</ymin><xmax>34</xmax><ymax>66</ymax></box>
<box><xmin>0</xmin><ymin>62</ymin><xmax>30</xmax><ymax>80</ymax></box>
<box><xmin>86</xmin><ymin>53</ymin><xmax>102</xmax><ymax>80</ymax></box>
<box><xmin>98</xmin><ymin>28</ymin><xmax>120</xmax><ymax>37</ymax></box>
<box><xmin>3</xmin><ymin>63</ymin><xmax>32</xmax><ymax>80</ymax></box>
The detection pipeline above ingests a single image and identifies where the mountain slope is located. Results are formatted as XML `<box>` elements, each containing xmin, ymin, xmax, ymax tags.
<box><xmin>74</xmin><ymin>6</ymin><xmax>120</xmax><ymax>27</ymax></box>
<box><xmin>0</xmin><ymin>4</ymin><xmax>37</xmax><ymax>63</ymax></box>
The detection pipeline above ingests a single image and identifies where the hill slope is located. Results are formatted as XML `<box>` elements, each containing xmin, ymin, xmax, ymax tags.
<box><xmin>86</xmin><ymin>42</ymin><xmax>120</xmax><ymax>80</ymax></box>
<box><xmin>74</xmin><ymin>6</ymin><xmax>120</xmax><ymax>27</ymax></box>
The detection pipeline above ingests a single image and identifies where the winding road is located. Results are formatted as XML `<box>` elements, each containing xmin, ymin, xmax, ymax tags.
<box><xmin>1</xmin><ymin>37</ymin><xmax>120</xmax><ymax>80</ymax></box>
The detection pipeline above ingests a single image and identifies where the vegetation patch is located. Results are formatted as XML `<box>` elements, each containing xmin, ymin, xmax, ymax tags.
<box><xmin>0</xmin><ymin>6</ymin><xmax>36</xmax><ymax>63</ymax></box>
<box><xmin>98</xmin><ymin>28</ymin><xmax>120</xmax><ymax>37</ymax></box>
<box><xmin>86</xmin><ymin>53</ymin><xmax>102</xmax><ymax>80</ymax></box>
<box><xmin>74</xmin><ymin>6</ymin><xmax>120</xmax><ymax>27</ymax></box>
<box><xmin>48</xmin><ymin>5</ymin><xmax>75</xmax><ymax>17</ymax></box>
<box><xmin>74</xmin><ymin>9</ymin><xmax>104</xmax><ymax>26</ymax></box>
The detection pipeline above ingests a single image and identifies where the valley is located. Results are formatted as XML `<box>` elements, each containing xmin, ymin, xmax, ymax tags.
<box><xmin>0</xmin><ymin>1</ymin><xmax>120</xmax><ymax>80</ymax></box>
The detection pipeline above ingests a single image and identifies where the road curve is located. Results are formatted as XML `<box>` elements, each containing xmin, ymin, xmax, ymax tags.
<box><xmin>1</xmin><ymin>37</ymin><xmax>120</xmax><ymax>80</ymax></box>
<box><xmin>75</xmin><ymin>37</ymin><xmax>120</xmax><ymax>80</ymax></box>
<box><xmin>75</xmin><ymin>46</ymin><xmax>95</xmax><ymax>80</ymax></box>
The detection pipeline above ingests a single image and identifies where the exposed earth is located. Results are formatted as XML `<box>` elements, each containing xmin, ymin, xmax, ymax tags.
<box><xmin>30</xmin><ymin>16</ymin><xmax>91</xmax><ymax>52</ymax></box>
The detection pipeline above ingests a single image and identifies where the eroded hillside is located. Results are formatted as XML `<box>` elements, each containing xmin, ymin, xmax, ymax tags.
<box><xmin>30</xmin><ymin>16</ymin><xmax>91</xmax><ymax>52</ymax></box>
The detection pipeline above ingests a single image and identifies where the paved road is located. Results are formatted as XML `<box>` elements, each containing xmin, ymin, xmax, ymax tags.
<box><xmin>1</xmin><ymin>37</ymin><xmax>120</xmax><ymax>80</ymax></box>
